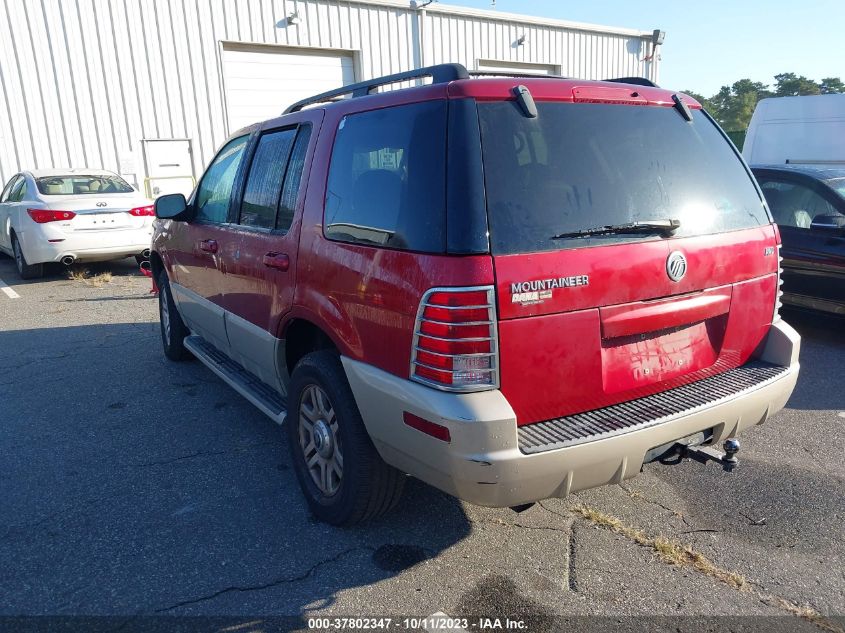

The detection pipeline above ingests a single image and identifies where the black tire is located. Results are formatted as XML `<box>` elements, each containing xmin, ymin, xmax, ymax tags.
<box><xmin>12</xmin><ymin>234</ymin><xmax>43</xmax><ymax>280</ymax></box>
<box><xmin>287</xmin><ymin>350</ymin><xmax>404</xmax><ymax>525</ymax></box>
<box><xmin>157</xmin><ymin>270</ymin><xmax>192</xmax><ymax>361</ymax></box>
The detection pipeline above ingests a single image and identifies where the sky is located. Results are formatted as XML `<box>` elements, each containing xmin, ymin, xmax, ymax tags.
<box><xmin>441</xmin><ymin>0</ymin><xmax>845</xmax><ymax>96</ymax></box>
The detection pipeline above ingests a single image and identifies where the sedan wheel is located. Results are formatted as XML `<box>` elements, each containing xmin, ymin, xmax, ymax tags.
<box><xmin>12</xmin><ymin>235</ymin><xmax>43</xmax><ymax>280</ymax></box>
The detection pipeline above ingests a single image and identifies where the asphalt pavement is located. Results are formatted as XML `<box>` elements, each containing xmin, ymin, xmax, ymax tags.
<box><xmin>0</xmin><ymin>254</ymin><xmax>843</xmax><ymax>633</ymax></box>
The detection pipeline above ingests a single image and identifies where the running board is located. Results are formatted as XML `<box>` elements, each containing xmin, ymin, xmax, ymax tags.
<box><xmin>184</xmin><ymin>335</ymin><xmax>287</xmax><ymax>425</ymax></box>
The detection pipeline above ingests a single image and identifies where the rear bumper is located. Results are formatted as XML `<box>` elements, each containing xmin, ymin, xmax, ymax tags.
<box><xmin>20</xmin><ymin>227</ymin><xmax>153</xmax><ymax>264</ymax></box>
<box><xmin>343</xmin><ymin>320</ymin><xmax>800</xmax><ymax>507</ymax></box>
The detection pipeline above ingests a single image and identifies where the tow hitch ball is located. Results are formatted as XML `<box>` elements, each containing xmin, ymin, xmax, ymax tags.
<box><xmin>683</xmin><ymin>438</ymin><xmax>740</xmax><ymax>472</ymax></box>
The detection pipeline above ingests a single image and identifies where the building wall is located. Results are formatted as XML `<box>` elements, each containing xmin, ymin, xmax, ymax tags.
<box><xmin>0</xmin><ymin>0</ymin><xmax>660</xmax><ymax>190</ymax></box>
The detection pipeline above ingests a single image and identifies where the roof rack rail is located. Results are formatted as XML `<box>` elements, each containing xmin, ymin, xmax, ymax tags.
<box><xmin>283</xmin><ymin>63</ymin><xmax>470</xmax><ymax>114</ymax></box>
<box><xmin>604</xmin><ymin>76</ymin><xmax>658</xmax><ymax>87</ymax></box>
<box><xmin>468</xmin><ymin>70</ymin><xmax>566</xmax><ymax>79</ymax></box>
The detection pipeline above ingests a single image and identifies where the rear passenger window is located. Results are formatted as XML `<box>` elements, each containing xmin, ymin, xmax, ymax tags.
<box><xmin>195</xmin><ymin>135</ymin><xmax>249</xmax><ymax>223</ymax></box>
<box><xmin>324</xmin><ymin>101</ymin><xmax>447</xmax><ymax>252</ymax></box>
<box><xmin>240</xmin><ymin>129</ymin><xmax>296</xmax><ymax>229</ymax></box>
<box><xmin>278</xmin><ymin>126</ymin><xmax>312</xmax><ymax>231</ymax></box>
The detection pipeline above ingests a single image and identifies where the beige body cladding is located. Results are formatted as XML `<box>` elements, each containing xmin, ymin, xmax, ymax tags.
<box><xmin>341</xmin><ymin>320</ymin><xmax>801</xmax><ymax>507</ymax></box>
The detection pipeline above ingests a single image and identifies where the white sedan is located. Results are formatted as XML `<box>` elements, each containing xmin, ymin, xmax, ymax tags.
<box><xmin>0</xmin><ymin>169</ymin><xmax>155</xmax><ymax>279</ymax></box>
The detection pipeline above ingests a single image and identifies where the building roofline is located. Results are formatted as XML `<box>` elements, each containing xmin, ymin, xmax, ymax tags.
<box><xmin>344</xmin><ymin>0</ymin><xmax>656</xmax><ymax>39</ymax></box>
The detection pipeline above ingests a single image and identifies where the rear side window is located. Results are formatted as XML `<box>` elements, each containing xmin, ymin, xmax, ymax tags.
<box><xmin>8</xmin><ymin>177</ymin><xmax>26</xmax><ymax>202</ymax></box>
<box><xmin>195</xmin><ymin>135</ymin><xmax>249</xmax><ymax>223</ymax></box>
<box><xmin>240</xmin><ymin>128</ymin><xmax>297</xmax><ymax>229</ymax></box>
<box><xmin>478</xmin><ymin>102</ymin><xmax>769</xmax><ymax>254</ymax></box>
<box><xmin>1</xmin><ymin>176</ymin><xmax>20</xmax><ymax>202</ymax></box>
<box><xmin>239</xmin><ymin>125</ymin><xmax>312</xmax><ymax>231</ymax></box>
<box><xmin>324</xmin><ymin>101</ymin><xmax>447</xmax><ymax>252</ymax></box>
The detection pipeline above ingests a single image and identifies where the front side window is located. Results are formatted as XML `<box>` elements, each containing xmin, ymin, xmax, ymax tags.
<box><xmin>478</xmin><ymin>102</ymin><xmax>769</xmax><ymax>254</ymax></box>
<box><xmin>240</xmin><ymin>128</ymin><xmax>297</xmax><ymax>230</ymax></box>
<box><xmin>35</xmin><ymin>175</ymin><xmax>133</xmax><ymax>195</ymax></box>
<box><xmin>759</xmin><ymin>179</ymin><xmax>840</xmax><ymax>230</ymax></box>
<box><xmin>195</xmin><ymin>135</ymin><xmax>249</xmax><ymax>223</ymax></box>
<box><xmin>324</xmin><ymin>101</ymin><xmax>447</xmax><ymax>252</ymax></box>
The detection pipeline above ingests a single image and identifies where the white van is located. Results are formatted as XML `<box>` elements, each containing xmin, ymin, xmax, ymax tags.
<box><xmin>743</xmin><ymin>93</ymin><xmax>845</xmax><ymax>166</ymax></box>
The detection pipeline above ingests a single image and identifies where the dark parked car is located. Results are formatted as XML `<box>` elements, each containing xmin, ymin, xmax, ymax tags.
<box><xmin>752</xmin><ymin>165</ymin><xmax>845</xmax><ymax>316</ymax></box>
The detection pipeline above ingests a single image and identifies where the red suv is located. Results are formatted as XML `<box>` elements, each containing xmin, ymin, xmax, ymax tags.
<box><xmin>151</xmin><ymin>64</ymin><xmax>800</xmax><ymax>525</ymax></box>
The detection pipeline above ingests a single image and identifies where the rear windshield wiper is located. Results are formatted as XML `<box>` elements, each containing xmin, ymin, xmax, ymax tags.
<box><xmin>550</xmin><ymin>218</ymin><xmax>681</xmax><ymax>240</ymax></box>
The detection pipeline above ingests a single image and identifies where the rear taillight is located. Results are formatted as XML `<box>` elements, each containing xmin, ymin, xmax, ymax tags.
<box><xmin>410</xmin><ymin>286</ymin><xmax>498</xmax><ymax>392</ymax></box>
<box><xmin>772</xmin><ymin>226</ymin><xmax>783</xmax><ymax>323</ymax></box>
<box><xmin>128</xmin><ymin>205</ymin><xmax>155</xmax><ymax>217</ymax></box>
<box><xmin>27</xmin><ymin>209</ymin><xmax>76</xmax><ymax>223</ymax></box>
<box><xmin>774</xmin><ymin>245</ymin><xmax>784</xmax><ymax>323</ymax></box>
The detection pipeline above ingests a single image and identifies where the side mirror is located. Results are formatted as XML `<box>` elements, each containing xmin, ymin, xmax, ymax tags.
<box><xmin>810</xmin><ymin>213</ymin><xmax>845</xmax><ymax>233</ymax></box>
<box><xmin>154</xmin><ymin>193</ymin><xmax>191</xmax><ymax>221</ymax></box>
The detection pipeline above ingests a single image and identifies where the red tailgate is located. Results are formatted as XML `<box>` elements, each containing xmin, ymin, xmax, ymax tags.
<box><xmin>494</xmin><ymin>226</ymin><xmax>779</xmax><ymax>425</ymax></box>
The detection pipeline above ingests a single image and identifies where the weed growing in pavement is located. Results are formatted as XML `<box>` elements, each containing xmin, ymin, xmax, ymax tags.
<box><xmin>571</xmin><ymin>504</ymin><xmax>843</xmax><ymax>633</ymax></box>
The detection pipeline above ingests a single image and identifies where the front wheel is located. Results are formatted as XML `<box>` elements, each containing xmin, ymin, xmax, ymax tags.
<box><xmin>12</xmin><ymin>235</ymin><xmax>43</xmax><ymax>280</ymax></box>
<box><xmin>287</xmin><ymin>351</ymin><xmax>404</xmax><ymax>525</ymax></box>
<box><xmin>157</xmin><ymin>271</ymin><xmax>191</xmax><ymax>361</ymax></box>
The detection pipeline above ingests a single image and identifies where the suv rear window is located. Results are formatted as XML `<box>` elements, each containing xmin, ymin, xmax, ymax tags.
<box><xmin>478</xmin><ymin>102</ymin><xmax>769</xmax><ymax>254</ymax></box>
<box><xmin>324</xmin><ymin>101</ymin><xmax>447</xmax><ymax>252</ymax></box>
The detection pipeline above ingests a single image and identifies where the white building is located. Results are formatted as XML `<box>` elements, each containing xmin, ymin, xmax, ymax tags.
<box><xmin>0</xmin><ymin>0</ymin><xmax>664</xmax><ymax>195</ymax></box>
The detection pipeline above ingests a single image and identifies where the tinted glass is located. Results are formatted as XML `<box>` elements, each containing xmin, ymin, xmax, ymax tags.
<box><xmin>278</xmin><ymin>125</ymin><xmax>312</xmax><ymax>231</ymax></box>
<box><xmin>9</xmin><ymin>178</ymin><xmax>25</xmax><ymax>202</ymax></box>
<box><xmin>325</xmin><ymin>101</ymin><xmax>447</xmax><ymax>252</ymax></box>
<box><xmin>0</xmin><ymin>176</ymin><xmax>18</xmax><ymax>202</ymax></box>
<box><xmin>478</xmin><ymin>102</ymin><xmax>769</xmax><ymax>254</ymax></box>
<box><xmin>759</xmin><ymin>179</ymin><xmax>841</xmax><ymax>229</ymax></box>
<box><xmin>827</xmin><ymin>177</ymin><xmax>845</xmax><ymax>200</ymax></box>
<box><xmin>36</xmin><ymin>174</ymin><xmax>133</xmax><ymax>195</ymax></box>
<box><xmin>196</xmin><ymin>136</ymin><xmax>249</xmax><ymax>223</ymax></box>
<box><xmin>240</xmin><ymin>128</ymin><xmax>296</xmax><ymax>229</ymax></box>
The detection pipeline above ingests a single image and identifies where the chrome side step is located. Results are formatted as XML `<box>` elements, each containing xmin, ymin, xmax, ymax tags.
<box><xmin>184</xmin><ymin>335</ymin><xmax>287</xmax><ymax>425</ymax></box>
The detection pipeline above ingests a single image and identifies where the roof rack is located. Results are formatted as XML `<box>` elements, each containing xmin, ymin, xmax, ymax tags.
<box><xmin>604</xmin><ymin>76</ymin><xmax>658</xmax><ymax>87</ymax></box>
<box><xmin>468</xmin><ymin>70</ymin><xmax>566</xmax><ymax>79</ymax></box>
<box><xmin>283</xmin><ymin>63</ymin><xmax>470</xmax><ymax>114</ymax></box>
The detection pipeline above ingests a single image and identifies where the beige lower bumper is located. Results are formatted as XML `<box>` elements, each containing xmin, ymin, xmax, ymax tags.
<box><xmin>342</xmin><ymin>320</ymin><xmax>800</xmax><ymax>508</ymax></box>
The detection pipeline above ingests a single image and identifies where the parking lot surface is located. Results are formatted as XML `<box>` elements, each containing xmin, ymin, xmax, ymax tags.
<box><xmin>1</xmin><ymin>255</ymin><xmax>843</xmax><ymax>631</ymax></box>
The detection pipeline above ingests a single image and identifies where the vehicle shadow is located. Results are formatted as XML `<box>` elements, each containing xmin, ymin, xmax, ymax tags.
<box><xmin>0</xmin><ymin>255</ymin><xmax>145</xmax><ymax>285</ymax></box>
<box><xmin>0</xmin><ymin>323</ymin><xmax>473</xmax><ymax>622</ymax></box>
<box><xmin>780</xmin><ymin>308</ymin><xmax>844</xmax><ymax>411</ymax></box>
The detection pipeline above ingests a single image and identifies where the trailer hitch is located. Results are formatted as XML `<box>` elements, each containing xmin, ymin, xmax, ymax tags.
<box><xmin>682</xmin><ymin>438</ymin><xmax>740</xmax><ymax>472</ymax></box>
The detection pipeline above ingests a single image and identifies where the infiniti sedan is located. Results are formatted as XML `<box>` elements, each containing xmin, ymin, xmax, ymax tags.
<box><xmin>0</xmin><ymin>169</ymin><xmax>154</xmax><ymax>279</ymax></box>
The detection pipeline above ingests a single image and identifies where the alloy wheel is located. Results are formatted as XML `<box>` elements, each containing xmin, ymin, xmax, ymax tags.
<box><xmin>298</xmin><ymin>384</ymin><xmax>343</xmax><ymax>496</ymax></box>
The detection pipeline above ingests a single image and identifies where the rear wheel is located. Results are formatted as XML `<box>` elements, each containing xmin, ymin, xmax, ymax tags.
<box><xmin>157</xmin><ymin>271</ymin><xmax>191</xmax><ymax>361</ymax></box>
<box><xmin>12</xmin><ymin>234</ymin><xmax>43</xmax><ymax>280</ymax></box>
<box><xmin>287</xmin><ymin>350</ymin><xmax>404</xmax><ymax>525</ymax></box>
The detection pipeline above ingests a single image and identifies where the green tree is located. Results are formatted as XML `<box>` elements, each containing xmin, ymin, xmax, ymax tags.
<box><xmin>707</xmin><ymin>80</ymin><xmax>771</xmax><ymax>131</ymax></box>
<box><xmin>773</xmin><ymin>72</ymin><xmax>821</xmax><ymax>96</ymax></box>
<box><xmin>820</xmin><ymin>77</ymin><xmax>845</xmax><ymax>94</ymax></box>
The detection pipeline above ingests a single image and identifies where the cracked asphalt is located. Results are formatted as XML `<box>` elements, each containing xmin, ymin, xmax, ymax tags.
<box><xmin>0</xmin><ymin>254</ymin><xmax>843</xmax><ymax>632</ymax></box>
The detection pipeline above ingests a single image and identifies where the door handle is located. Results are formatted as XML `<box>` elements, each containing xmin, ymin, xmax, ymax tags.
<box><xmin>199</xmin><ymin>239</ymin><xmax>218</xmax><ymax>254</ymax></box>
<box><xmin>263</xmin><ymin>252</ymin><xmax>290</xmax><ymax>271</ymax></box>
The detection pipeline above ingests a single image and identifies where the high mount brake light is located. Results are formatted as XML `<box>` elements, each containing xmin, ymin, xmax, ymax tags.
<box><xmin>410</xmin><ymin>286</ymin><xmax>498</xmax><ymax>392</ymax></box>
<box><xmin>128</xmin><ymin>205</ymin><xmax>155</xmax><ymax>217</ymax></box>
<box><xmin>27</xmin><ymin>209</ymin><xmax>76</xmax><ymax>223</ymax></box>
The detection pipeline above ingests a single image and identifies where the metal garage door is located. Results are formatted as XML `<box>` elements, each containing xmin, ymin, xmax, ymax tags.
<box><xmin>222</xmin><ymin>44</ymin><xmax>356</xmax><ymax>132</ymax></box>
